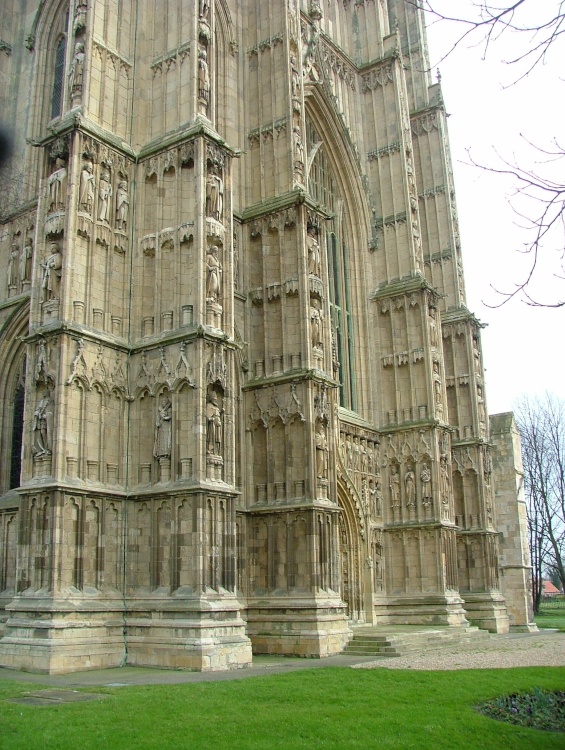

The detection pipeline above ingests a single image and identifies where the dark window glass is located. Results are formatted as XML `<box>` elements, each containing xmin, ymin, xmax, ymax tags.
<box><xmin>51</xmin><ymin>37</ymin><xmax>66</xmax><ymax>119</ymax></box>
<box><xmin>10</xmin><ymin>381</ymin><xmax>25</xmax><ymax>489</ymax></box>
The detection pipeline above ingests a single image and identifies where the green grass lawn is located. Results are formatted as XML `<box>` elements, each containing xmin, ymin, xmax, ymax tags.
<box><xmin>1</xmin><ymin>667</ymin><xmax>564</xmax><ymax>749</ymax></box>
<box><xmin>536</xmin><ymin>605</ymin><xmax>565</xmax><ymax>632</ymax></box>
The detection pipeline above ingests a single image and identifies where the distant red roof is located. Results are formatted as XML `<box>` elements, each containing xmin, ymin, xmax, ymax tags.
<box><xmin>543</xmin><ymin>580</ymin><xmax>562</xmax><ymax>595</ymax></box>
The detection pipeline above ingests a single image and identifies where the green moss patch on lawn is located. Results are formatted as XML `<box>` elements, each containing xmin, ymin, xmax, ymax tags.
<box><xmin>1</xmin><ymin>667</ymin><xmax>565</xmax><ymax>749</ymax></box>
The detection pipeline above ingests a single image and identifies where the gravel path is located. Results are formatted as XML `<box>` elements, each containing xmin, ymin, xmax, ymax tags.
<box><xmin>352</xmin><ymin>631</ymin><xmax>565</xmax><ymax>671</ymax></box>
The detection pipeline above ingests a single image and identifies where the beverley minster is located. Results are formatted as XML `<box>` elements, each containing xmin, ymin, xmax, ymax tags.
<box><xmin>0</xmin><ymin>0</ymin><xmax>534</xmax><ymax>673</ymax></box>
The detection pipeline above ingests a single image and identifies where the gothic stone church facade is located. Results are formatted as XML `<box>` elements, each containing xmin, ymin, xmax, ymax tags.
<box><xmin>0</xmin><ymin>0</ymin><xmax>533</xmax><ymax>673</ymax></box>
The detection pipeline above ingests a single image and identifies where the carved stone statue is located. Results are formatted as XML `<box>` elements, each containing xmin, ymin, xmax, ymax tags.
<box><xmin>440</xmin><ymin>458</ymin><xmax>450</xmax><ymax>505</ymax></box>
<box><xmin>198</xmin><ymin>48</ymin><xmax>210</xmax><ymax>106</ymax></box>
<box><xmin>206</xmin><ymin>172</ymin><xmax>224</xmax><ymax>221</ymax></box>
<box><xmin>115</xmin><ymin>180</ymin><xmax>129</xmax><ymax>231</ymax></box>
<box><xmin>79</xmin><ymin>161</ymin><xmax>95</xmax><ymax>213</ymax></box>
<box><xmin>32</xmin><ymin>390</ymin><xmax>54</xmax><ymax>456</ymax></box>
<box><xmin>429</xmin><ymin>305</ymin><xmax>438</xmax><ymax>348</ymax></box>
<box><xmin>293</xmin><ymin>126</ymin><xmax>304</xmax><ymax>165</ymax></box>
<box><xmin>290</xmin><ymin>54</ymin><xmax>300</xmax><ymax>98</ymax></box>
<box><xmin>310</xmin><ymin>299</ymin><xmax>322</xmax><ymax>349</ymax></box>
<box><xmin>68</xmin><ymin>41</ymin><xmax>85</xmax><ymax>97</ymax></box>
<box><xmin>315</xmin><ymin>421</ymin><xmax>328</xmax><ymax>478</ymax></box>
<box><xmin>420</xmin><ymin>463</ymin><xmax>432</xmax><ymax>506</ymax></box>
<box><xmin>307</xmin><ymin>227</ymin><xmax>321</xmax><ymax>276</ymax></box>
<box><xmin>19</xmin><ymin>237</ymin><xmax>33</xmax><ymax>284</ymax></box>
<box><xmin>199</xmin><ymin>0</ymin><xmax>210</xmax><ymax>19</ymax></box>
<box><xmin>47</xmin><ymin>158</ymin><xmax>67</xmax><ymax>213</ymax></box>
<box><xmin>206</xmin><ymin>246</ymin><xmax>222</xmax><ymax>303</ymax></box>
<box><xmin>40</xmin><ymin>242</ymin><xmax>63</xmax><ymax>302</ymax></box>
<box><xmin>153</xmin><ymin>395</ymin><xmax>172</xmax><ymax>459</ymax></box>
<box><xmin>8</xmin><ymin>242</ymin><xmax>19</xmax><ymax>288</ymax></box>
<box><xmin>389</xmin><ymin>464</ymin><xmax>400</xmax><ymax>507</ymax></box>
<box><xmin>98</xmin><ymin>169</ymin><xmax>112</xmax><ymax>222</ymax></box>
<box><xmin>206</xmin><ymin>394</ymin><xmax>222</xmax><ymax>455</ymax></box>
<box><xmin>405</xmin><ymin>466</ymin><xmax>416</xmax><ymax>507</ymax></box>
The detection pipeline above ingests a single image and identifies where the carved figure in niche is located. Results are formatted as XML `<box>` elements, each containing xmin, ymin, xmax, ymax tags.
<box><xmin>315</xmin><ymin>421</ymin><xmax>328</xmax><ymax>478</ymax></box>
<box><xmin>473</xmin><ymin>335</ymin><xmax>481</xmax><ymax>373</ymax></box>
<box><xmin>20</xmin><ymin>238</ymin><xmax>33</xmax><ymax>284</ymax></box>
<box><xmin>293</xmin><ymin>126</ymin><xmax>304</xmax><ymax>165</ymax></box>
<box><xmin>374</xmin><ymin>479</ymin><xmax>383</xmax><ymax>516</ymax></box>
<box><xmin>310</xmin><ymin>298</ymin><xmax>323</xmax><ymax>349</ymax></box>
<box><xmin>405</xmin><ymin>466</ymin><xmax>416</xmax><ymax>507</ymax></box>
<box><xmin>8</xmin><ymin>243</ymin><xmax>19</xmax><ymax>288</ymax></box>
<box><xmin>353</xmin><ymin>436</ymin><xmax>361</xmax><ymax>471</ymax></box>
<box><xmin>206</xmin><ymin>393</ymin><xmax>222</xmax><ymax>455</ymax></box>
<box><xmin>440</xmin><ymin>458</ymin><xmax>450</xmax><ymax>505</ymax></box>
<box><xmin>433</xmin><ymin>361</ymin><xmax>443</xmax><ymax>414</ymax></box>
<box><xmin>206</xmin><ymin>246</ymin><xmax>222</xmax><ymax>303</ymax></box>
<box><xmin>153</xmin><ymin>395</ymin><xmax>172</xmax><ymax>459</ymax></box>
<box><xmin>199</xmin><ymin>0</ymin><xmax>210</xmax><ymax>19</ymax></box>
<box><xmin>48</xmin><ymin>157</ymin><xmax>67</xmax><ymax>212</ymax></box>
<box><xmin>98</xmin><ymin>169</ymin><xmax>112</xmax><ymax>222</ymax></box>
<box><xmin>429</xmin><ymin>305</ymin><xmax>438</xmax><ymax>348</ymax></box>
<box><xmin>115</xmin><ymin>180</ymin><xmax>129</xmax><ymax>231</ymax></box>
<box><xmin>477</xmin><ymin>384</ymin><xmax>486</xmax><ymax>430</ymax></box>
<box><xmin>206</xmin><ymin>171</ymin><xmax>224</xmax><ymax>221</ymax></box>
<box><xmin>32</xmin><ymin>390</ymin><xmax>54</xmax><ymax>456</ymax></box>
<box><xmin>307</xmin><ymin>226</ymin><xmax>321</xmax><ymax>276</ymax></box>
<box><xmin>389</xmin><ymin>464</ymin><xmax>401</xmax><ymax>507</ymax></box>
<box><xmin>420</xmin><ymin>463</ymin><xmax>432</xmax><ymax>506</ymax></box>
<box><xmin>40</xmin><ymin>242</ymin><xmax>63</xmax><ymax>302</ymax></box>
<box><xmin>290</xmin><ymin>54</ymin><xmax>300</xmax><ymax>98</ymax></box>
<box><xmin>68</xmin><ymin>42</ymin><xmax>85</xmax><ymax>97</ymax></box>
<box><xmin>198</xmin><ymin>48</ymin><xmax>210</xmax><ymax>105</ymax></box>
<box><xmin>79</xmin><ymin>161</ymin><xmax>95</xmax><ymax>214</ymax></box>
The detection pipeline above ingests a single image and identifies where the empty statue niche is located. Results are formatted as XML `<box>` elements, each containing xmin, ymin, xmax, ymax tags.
<box><xmin>288</xmin><ymin>416</ymin><xmax>305</xmax><ymax>501</ymax></box>
<box><xmin>133</xmin><ymin>388</ymin><xmax>154</xmax><ymax>486</ymax></box>
<box><xmin>128</xmin><ymin>502</ymin><xmax>152</xmax><ymax>591</ymax></box>
<box><xmin>288</xmin><ymin>514</ymin><xmax>308</xmax><ymax>590</ymax></box>
<box><xmin>251</xmin><ymin>421</ymin><xmax>267</xmax><ymax>503</ymax></box>
<box><xmin>463</xmin><ymin>469</ymin><xmax>481</xmax><ymax>529</ymax></box>
<box><xmin>457</xmin><ymin>535</ymin><xmax>472</xmax><ymax>594</ymax></box>
<box><xmin>389</xmin><ymin>532</ymin><xmax>406</xmax><ymax>595</ymax></box>
<box><xmin>250</xmin><ymin>517</ymin><xmax>268</xmax><ymax>594</ymax></box>
<box><xmin>453</xmin><ymin>470</ymin><xmax>465</xmax><ymax>528</ymax></box>
<box><xmin>205</xmin><ymin>497</ymin><xmax>233</xmax><ymax>593</ymax></box>
<box><xmin>154</xmin><ymin>500</ymin><xmax>173</xmax><ymax>591</ymax></box>
<box><xmin>0</xmin><ymin>512</ymin><xmax>18</xmax><ymax>594</ymax></box>
<box><xmin>175</xmin><ymin>381</ymin><xmax>196</xmax><ymax>482</ymax></box>
<box><xmin>174</xmin><ymin>498</ymin><xmax>196</xmax><ymax>593</ymax></box>
<box><xmin>420</xmin><ymin>530</ymin><xmax>439</xmax><ymax>594</ymax></box>
<box><xmin>405</xmin><ymin>532</ymin><xmax>422</xmax><ymax>595</ymax></box>
<box><xmin>72</xmin><ymin>497</ymin><xmax>102</xmax><ymax>592</ymax></box>
<box><xmin>206</xmin><ymin>384</ymin><xmax>224</xmax><ymax>480</ymax></box>
<box><xmin>100</xmin><ymin>500</ymin><xmax>121</xmax><ymax>591</ymax></box>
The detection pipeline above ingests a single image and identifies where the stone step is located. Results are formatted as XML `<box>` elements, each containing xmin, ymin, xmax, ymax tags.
<box><xmin>343</xmin><ymin>625</ymin><xmax>490</xmax><ymax>657</ymax></box>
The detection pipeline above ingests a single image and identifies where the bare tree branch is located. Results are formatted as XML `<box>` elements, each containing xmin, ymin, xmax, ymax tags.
<box><xmin>408</xmin><ymin>1</ymin><xmax>565</xmax><ymax>307</ymax></box>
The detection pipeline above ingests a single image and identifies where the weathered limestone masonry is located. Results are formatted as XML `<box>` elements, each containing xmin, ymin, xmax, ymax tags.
<box><xmin>0</xmin><ymin>0</ymin><xmax>530</xmax><ymax>674</ymax></box>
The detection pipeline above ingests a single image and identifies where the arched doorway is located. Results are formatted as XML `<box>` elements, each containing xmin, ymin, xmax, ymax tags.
<box><xmin>337</xmin><ymin>475</ymin><xmax>365</xmax><ymax>622</ymax></box>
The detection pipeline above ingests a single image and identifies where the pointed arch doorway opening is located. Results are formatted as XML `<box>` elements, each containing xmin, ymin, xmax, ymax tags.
<box><xmin>337</xmin><ymin>475</ymin><xmax>366</xmax><ymax>623</ymax></box>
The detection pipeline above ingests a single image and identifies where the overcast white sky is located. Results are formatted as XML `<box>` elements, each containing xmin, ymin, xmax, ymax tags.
<box><xmin>423</xmin><ymin>3</ymin><xmax>564</xmax><ymax>415</ymax></box>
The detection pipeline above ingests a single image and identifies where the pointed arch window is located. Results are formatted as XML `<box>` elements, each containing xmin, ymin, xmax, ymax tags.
<box><xmin>9</xmin><ymin>360</ymin><xmax>26</xmax><ymax>490</ymax></box>
<box><xmin>306</xmin><ymin>117</ymin><xmax>356</xmax><ymax>410</ymax></box>
<box><xmin>51</xmin><ymin>35</ymin><xmax>67</xmax><ymax>120</ymax></box>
